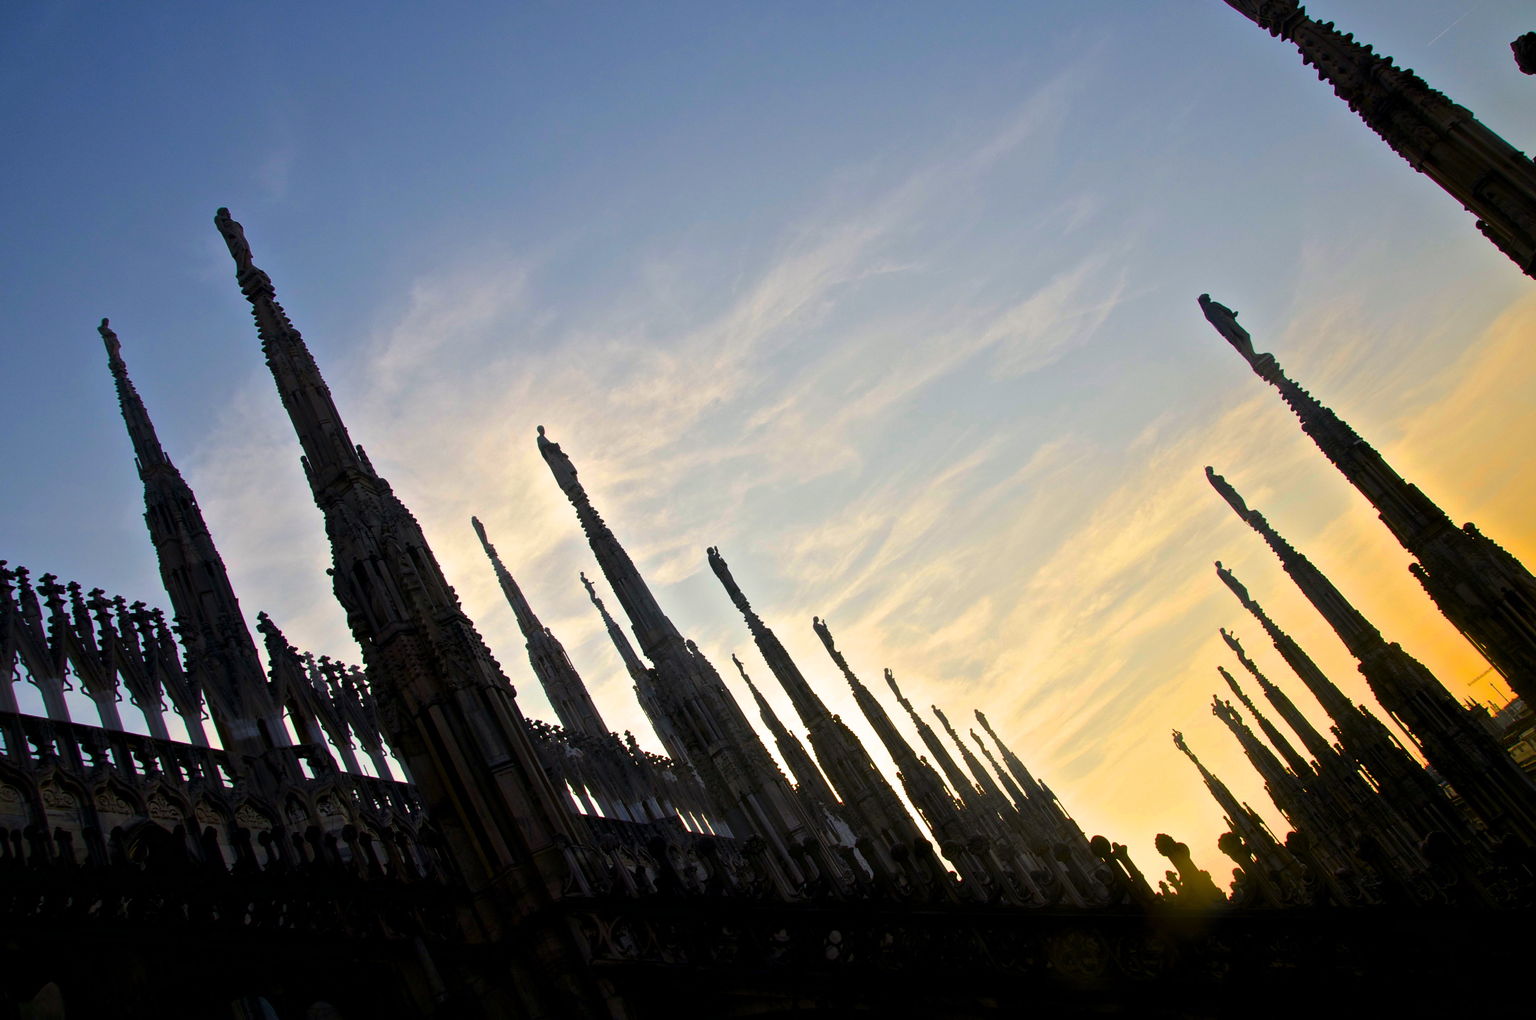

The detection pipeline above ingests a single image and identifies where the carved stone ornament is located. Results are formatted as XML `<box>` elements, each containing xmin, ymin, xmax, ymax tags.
<box><xmin>95</xmin><ymin>790</ymin><xmax>134</xmax><ymax>815</ymax></box>
<box><xmin>40</xmin><ymin>784</ymin><xmax>75</xmax><ymax>811</ymax></box>
<box><xmin>235</xmin><ymin>804</ymin><xmax>270</xmax><ymax>829</ymax></box>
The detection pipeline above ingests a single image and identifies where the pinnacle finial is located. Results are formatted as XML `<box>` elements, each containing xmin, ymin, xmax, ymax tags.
<box><xmin>214</xmin><ymin>207</ymin><xmax>254</xmax><ymax>271</ymax></box>
<box><xmin>98</xmin><ymin>318</ymin><xmax>123</xmax><ymax>366</ymax></box>
<box><xmin>1198</xmin><ymin>293</ymin><xmax>1260</xmax><ymax>363</ymax></box>
<box><xmin>1215</xmin><ymin>562</ymin><xmax>1252</xmax><ymax>604</ymax></box>
<box><xmin>1205</xmin><ymin>467</ymin><xmax>1252</xmax><ymax>518</ymax></box>
<box><xmin>471</xmin><ymin>515</ymin><xmax>489</xmax><ymax>545</ymax></box>
<box><xmin>731</xmin><ymin>652</ymin><xmax>758</xmax><ymax>690</ymax></box>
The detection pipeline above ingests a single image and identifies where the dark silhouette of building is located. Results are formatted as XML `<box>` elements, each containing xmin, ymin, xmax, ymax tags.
<box><xmin>1219</xmin><ymin>1</ymin><xmax>1536</xmax><ymax>278</ymax></box>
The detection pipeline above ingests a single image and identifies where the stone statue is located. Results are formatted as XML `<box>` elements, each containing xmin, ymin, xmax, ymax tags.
<box><xmin>214</xmin><ymin>207</ymin><xmax>253</xmax><ymax>270</ymax></box>
<box><xmin>1205</xmin><ymin>467</ymin><xmax>1251</xmax><ymax>517</ymax></box>
<box><xmin>1198</xmin><ymin>294</ymin><xmax>1256</xmax><ymax>360</ymax></box>
<box><xmin>1215</xmin><ymin>562</ymin><xmax>1251</xmax><ymax>604</ymax></box>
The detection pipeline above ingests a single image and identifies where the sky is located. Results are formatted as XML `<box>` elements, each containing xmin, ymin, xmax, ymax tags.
<box><xmin>3</xmin><ymin>0</ymin><xmax>1535</xmax><ymax>880</ymax></box>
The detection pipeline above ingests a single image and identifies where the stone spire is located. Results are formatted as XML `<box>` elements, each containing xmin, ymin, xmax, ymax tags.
<box><xmin>813</xmin><ymin>619</ymin><xmax>963</xmax><ymax>848</ymax></box>
<box><xmin>215</xmin><ymin>210</ymin><xmax>588</xmax><ymax>955</ymax></box>
<box><xmin>708</xmin><ymin>551</ymin><xmax>939</xmax><ymax>885</ymax></box>
<box><xmin>581</xmin><ymin>571</ymin><xmax>651</xmax><ymax>690</ymax></box>
<box><xmin>1213</xmin><ymin>4</ymin><xmax>1536</xmax><ymax>277</ymax></box>
<box><xmin>708</xmin><ymin>547</ymin><xmax>831</xmax><ymax>729</ymax></box>
<box><xmin>538</xmin><ymin>427</ymin><xmax>832</xmax><ymax>892</ymax></box>
<box><xmin>1220</xmin><ymin>665</ymin><xmax>1313</xmax><ymax>780</ymax></box>
<box><xmin>733</xmin><ymin>654</ymin><xmax>838</xmax><ymax>813</ymax></box>
<box><xmin>537</xmin><ymin>427</ymin><xmax>682</xmax><ymax>659</ymax></box>
<box><xmin>1222</xmin><ymin>628</ymin><xmax>1336</xmax><ymax>768</ymax></box>
<box><xmin>1171</xmin><ymin>729</ymin><xmax>1290</xmax><ymax>880</ymax></box>
<box><xmin>974</xmin><ymin>710</ymin><xmax>1094</xmax><ymax>851</ymax></box>
<box><xmin>1208</xmin><ymin>468</ymin><xmax>1536</xmax><ymax>845</ymax></box>
<box><xmin>1201</xmin><ymin>295</ymin><xmax>1536</xmax><ymax>708</ymax></box>
<box><xmin>885</xmin><ymin>671</ymin><xmax>976</xmax><ymax>812</ymax></box>
<box><xmin>1216</xmin><ymin>561</ymin><xmax>1469</xmax><ymax>845</ymax></box>
<box><xmin>99</xmin><ymin>318</ymin><xmax>282</xmax><ymax>758</ymax></box>
<box><xmin>474</xmin><ymin>517</ymin><xmax>609</xmax><ymax>739</ymax></box>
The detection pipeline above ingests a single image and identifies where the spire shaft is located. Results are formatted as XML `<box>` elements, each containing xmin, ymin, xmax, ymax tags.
<box><xmin>475</xmin><ymin>518</ymin><xmax>609</xmax><ymax>738</ymax></box>
<box><xmin>216</xmin><ymin>209</ymin><xmax>585</xmax><ymax>922</ymax></box>
<box><xmin>1216</xmin><ymin>3</ymin><xmax>1536</xmax><ymax>276</ymax></box>
<box><xmin>98</xmin><ymin>319</ymin><xmax>280</xmax><ymax>757</ymax></box>
<box><xmin>1209</xmin><ymin>473</ymin><xmax>1536</xmax><ymax>845</ymax></box>
<box><xmin>1202</xmin><ymin>295</ymin><xmax>1536</xmax><ymax>708</ymax></box>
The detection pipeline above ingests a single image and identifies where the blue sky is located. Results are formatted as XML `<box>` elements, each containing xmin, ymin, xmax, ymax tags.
<box><xmin>4</xmin><ymin>1</ymin><xmax>1535</xmax><ymax>876</ymax></box>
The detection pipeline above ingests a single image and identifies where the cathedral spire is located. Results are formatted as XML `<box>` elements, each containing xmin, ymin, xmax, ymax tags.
<box><xmin>215</xmin><ymin>210</ymin><xmax>590</xmax><ymax>956</ymax></box>
<box><xmin>475</xmin><ymin>517</ymin><xmax>609</xmax><ymax>738</ymax></box>
<box><xmin>581</xmin><ymin>571</ymin><xmax>651</xmax><ymax>690</ymax></box>
<box><xmin>1171</xmin><ymin>728</ymin><xmax>1286</xmax><ymax>870</ymax></box>
<box><xmin>214</xmin><ymin>209</ymin><xmax>369</xmax><ymax>490</ymax></box>
<box><xmin>708</xmin><ymin>546</ymin><xmax>832</xmax><ymax>729</ymax></box>
<box><xmin>1216</xmin><ymin>560</ymin><xmax>1471</xmax><ymax>845</ymax></box>
<box><xmin>540</xmin><ymin>429</ymin><xmax>833</xmax><ymax>890</ymax></box>
<box><xmin>1201</xmin><ymin>294</ymin><xmax>1536</xmax><ymax>710</ymax></box>
<box><xmin>709</xmin><ymin>553</ymin><xmax>931</xmax><ymax>876</ymax></box>
<box><xmin>1214</xmin><ymin>3</ymin><xmax>1536</xmax><ymax>277</ymax></box>
<box><xmin>733</xmin><ymin>654</ymin><xmax>838</xmax><ymax>812</ymax></box>
<box><xmin>100</xmin><ymin>319</ymin><xmax>171</xmax><ymax>475</ymax></box>
<box><xmin>537</xmin><ymin>427</ymin><xmax>681</xmax><ymax>658</ymax></box>
<box><xmin>98</xmin><ymin>318</ymin><xmax>281</xmax><ymax>757</ymax></box>
<box><xmin>1219</xmin><ymin>665</ymin><xmax>1313</xmax><ymax>780</ymax></box>
<box><xmin>1222</xmin><ymin>628</ymin><xmax>1336</xmax><ymax>768</ymax></box>
<box><xmin>1208</xmin><ymin>468</ymin><xmax>1536</xmax><ymax>845</ymax></box>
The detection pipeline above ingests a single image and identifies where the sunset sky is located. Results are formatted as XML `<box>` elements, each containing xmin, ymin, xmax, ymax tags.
<box><xmin>3</xmin><ymin>1</ymin><xmax>1535</xmax><ymax>878</ymax></box>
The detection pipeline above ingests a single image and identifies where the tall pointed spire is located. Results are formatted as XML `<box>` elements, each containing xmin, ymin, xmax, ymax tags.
<box><xmin>1201</xmin><ymin>294</ymin><xmax>1536</xmax><ymax>708</ymax></box>
<box><xmin>538</xmin><ymin>426</ymin><xmax>834</xmax><ymax>892</ymax></box>
<box><xmin>708</xmin><ymin>549</ymin><xmax>931</xmax><ymax>878</ymax></box>
<box><xmin>215</xmin><ymin>210</ymin><xmax>589</xmax><ymax>955</ymax></box>
<box><xmin>708</xmin><ymin>547</ymin><xmax>832</xmax><ymax>729</ymax></box>
<box><xmin>814</xmin><ymin>621</ymin><xmax>961</xmax><ymax>845</ymax></box>
<box><xmin>1214</xmin><ymin>4</ymin><xmax>1536</xmax><ymax>277</ymax></box>
<box><xmin>733</xmin><ymin>654</ymin><xmax>838</xmax><ymax>813</ymax></box>
<box><xmin>1221</xmin><ymin>628</ymin><xmax>1336</xmax><ymax>768</ymax></box>
<box><xmin>475</xmin><ymin>517</ymin><xmax>609</xmax><ymax>738</ymax></box>
<box><xmin>99</xmin><ymin>318</ymin><xmax>282</xmax><ymax>757</ymax></box>
<box><xmin>1209</xmin><ymin>468</ymin><xmax>1536</xmax><ymax>845</ymax></box>
<box><xmin>1219</xmin><ymin>665</ymin><xmax>1313</xmax><ymax>780</ymax></box>
<box><xmin>1216</xmin><ymin>560</ymin><xmax>1469</xmax><ymax>845</ymax></box>
<box><xmin>1171</xmin><ymin>729</ymin><xmax>1291</xmax><ymax>877</ymax></box>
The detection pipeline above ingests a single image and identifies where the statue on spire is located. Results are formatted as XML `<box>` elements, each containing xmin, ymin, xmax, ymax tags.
<box><xmin>1205</xmin><ymin>467</ymin><xmax>1252</xmax><ymax>519</ymax></box>
<box><xmin>1198</xmin><ymin>295</ymin><xmax>1257</xmax><ymax>362</ymax></box>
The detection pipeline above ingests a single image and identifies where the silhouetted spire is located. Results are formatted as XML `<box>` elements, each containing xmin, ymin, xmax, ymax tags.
<box><xmin>1216</xmin><ymin>561</ymin><xmax>1469</xmax><ymax>845</ymax></box>
<box><xmin>215</xmin><ymin>208</ymin><xmax>370</xmax><ymax>490</ymax></box>
<box><xmin>1201</xmin><ymin>295</ymin><xmax>1536</xmax><ymax>709</ymax></box>
<box><xmin>1212</xmin><ymin>4</ymin><xmax>1536</xmax><ymax>276</ymax></box>
<box><xmin>1209</xmin><ymin>469</ymin><xmax>1536</xmax><ymax>845</ymax></box>
<box><xmin>98</xmin><ymin>318</ymin><xmax>280</xmax><ymax>757</ymax></box>
<box><xmin>537</xmin><ymin>427</ymin><xmax>681</xmax><ymax>659</ymax></box>
<box><xmin>475</xmin><ymin>517</ymin><xmax>608</xmax><ymax>738</ymax></box>
<box><xmin>216</xmin><ymin>209</ymin><xmax>586</xmax><ymax>927</ymax></box>
<box><xmin>539</xmin><ymin>429</ymin><xmax>833</xmax><ymax>891</ymax></box>
<box><xmin>581</xmin><ymin>571</ymin><xmax>651</xmax><ymax>690</ymax></box>
<box><xmin>1222</xmin><ymin>628</ymin><xmax>1336</xmax><ymax>768</ymax></box>
<box><xmin>710</xmin><ymin>552</ymin><xmax>931</xmax><ymax>878</ymax></box>
<box><xmin>734</xmin><ymin>654</ymin><xmax>838</xmax><ymax>812</ymax></box>
<box><xmin>815</xmin><ymin>619</ymin><xmax>963</xmax><ymax>846</ymax></box>
<box><xmin>1220</xmin><ymin>666</ymin><xmax>1312</xmax><ymax>779</ymax></box>
<box><xmin>708</xmin><ymin>547</ymin><xmax>832</xmax><ymax>728</ymax></box>
<box><xmin>1172</xmin><ymin>728</ymin><xmax>1288</xmax><ymax>876</ymax></box>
